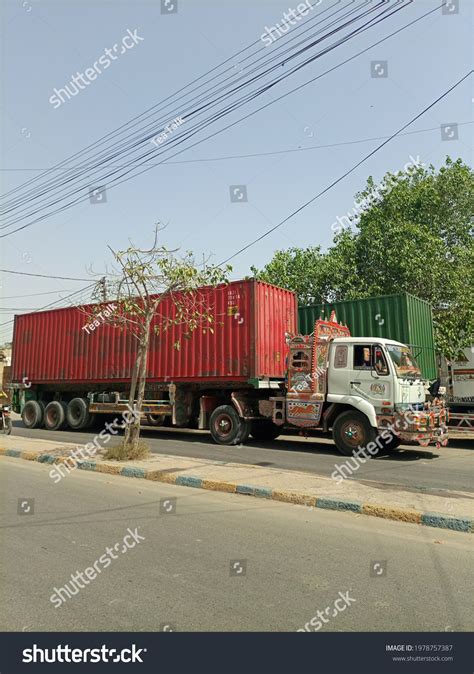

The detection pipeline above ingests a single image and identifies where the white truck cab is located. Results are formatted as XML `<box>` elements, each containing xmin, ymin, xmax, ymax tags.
<box><xmin>266</xmin><ymin>317</ymin><xmax>448</xmax><ymax>456</ymax></box>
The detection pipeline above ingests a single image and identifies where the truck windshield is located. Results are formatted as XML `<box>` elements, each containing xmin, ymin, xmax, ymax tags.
<box><xmin>386</xmin><ymin>345</ymin><xmax>422</xmax><ymax>379</ymax></box>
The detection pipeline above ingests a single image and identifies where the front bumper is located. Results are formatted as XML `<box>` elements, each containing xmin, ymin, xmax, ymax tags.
<box><xmin>393</xmin><ymin>407</ymin><xmax>449</xmax><ymax>447</ymax></box>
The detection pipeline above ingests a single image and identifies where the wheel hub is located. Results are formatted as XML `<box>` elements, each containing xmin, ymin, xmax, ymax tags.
<box><xmin>342</xmin><ymin>422</ymin><xmax>363</xmax><ymax>447</ymax></box>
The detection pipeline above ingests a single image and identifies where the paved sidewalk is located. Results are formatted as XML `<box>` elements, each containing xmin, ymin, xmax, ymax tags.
<box><xmin>1</xmin><ymin>435</ymin><xmax>473</xmax><ymax>532</ymax></box>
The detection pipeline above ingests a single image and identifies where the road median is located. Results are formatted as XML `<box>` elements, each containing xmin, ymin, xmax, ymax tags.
<box><xmin>1</xmin><ymin>435</ymin><xmax>473</xmax><ymax>533</ymax></box>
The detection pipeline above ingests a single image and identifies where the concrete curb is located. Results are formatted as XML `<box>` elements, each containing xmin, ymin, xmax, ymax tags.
<box><xmin>2</xmin><ymin>447</ymin><xmax>473</xmax><ymax>534</ymax></box>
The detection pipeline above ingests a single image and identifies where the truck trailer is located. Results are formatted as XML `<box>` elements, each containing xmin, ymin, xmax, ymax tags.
<box><xmin>440</xmin><ymin>346</ymin><xmax>474</xmax><ymax>434</ymax></box>
<box><xmin>11</xmin><ymin>280</ymin><xmax>447</xmax><ymax>455</ymax></box>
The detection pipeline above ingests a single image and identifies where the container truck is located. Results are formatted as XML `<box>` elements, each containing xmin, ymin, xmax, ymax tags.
<box><xmin>11</xmin><ymin>280</ymin><xmax>448</xmax><ymax>455</ymax></box>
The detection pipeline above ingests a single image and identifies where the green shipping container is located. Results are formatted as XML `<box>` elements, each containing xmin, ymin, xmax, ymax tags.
<box><xmin>298</xmin><ymin>293</ymin><xmax>437</xmax><ymax>380</ymax></box>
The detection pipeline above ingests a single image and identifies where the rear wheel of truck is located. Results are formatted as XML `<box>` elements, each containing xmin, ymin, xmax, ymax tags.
<box><xmin>66</xmin><ymin>398</ymin><xmax>92</xmax><ymax>430</ymax></box>
<box><xmin>209</xmin><ymin>405</ymin><xmax>248</xmax><ymax>446</ymax></box>
<box><xmin>44</xmin><ymin>401</ymin><xmax>67</xmax><ymax>431</ymax></box>
<box><xmin>250</xmin><ymin>419</ymin><xmax>281</xmax><ymax>442</ymax></box>
<box><xmin>22</xmin><ymin>400</ymin><xmax>45</xmax><ymax>429</ymax></box>
<box><xmin>332</xmin><ymin>410</ymin><xmax>376</xmax><ymax>457</ymax></box>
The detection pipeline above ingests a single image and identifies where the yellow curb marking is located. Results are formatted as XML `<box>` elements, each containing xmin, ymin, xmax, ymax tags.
<box><xmin>201</xmin><ymin>479</ymin><xmax>237</xmax><ymax>493</ymax></box>
<box><xmin>20</xmin><ymin>451</ymin><xmax>41</xmax><ymax>461</ymax></box>
<box><xmin>145</xmin><ymin>470</ymin><xmax>177</xmax><ymax>484</ymax></box>
<box><xmin>94</xmin><ymin>463</ymin><xmax>122</xmax><ymax>475</ymax></box>
<box><xmin>362</xmin><ymin>504</ymin><xmax>422</xmax><ymax>524</ymax></box>
<box><xmin>272</xmin><ymin>490</ymin><xmax>317</xmax><ymax>507</ymax></box>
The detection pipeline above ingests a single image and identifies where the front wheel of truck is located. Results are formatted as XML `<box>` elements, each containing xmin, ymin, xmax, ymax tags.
<box><xmin>210</xmin><ymin>405</ymin><xmax>249</xmax><ymax>446</ymax></box>
<box><xmin>332</xmin><ymin>410</ymin><xmax>376</xmax><ymax>457</ymax></box>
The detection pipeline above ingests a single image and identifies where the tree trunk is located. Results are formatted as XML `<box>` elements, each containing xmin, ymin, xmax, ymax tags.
<box><xmin>124</xmin><ymin>349</ymin><xmax>142</xmax><ymax>446</ymax></box>
<box><xmin>124</xmin><ymin>313</ymin><xmax>152</xmax><ymax>452</ymax></box>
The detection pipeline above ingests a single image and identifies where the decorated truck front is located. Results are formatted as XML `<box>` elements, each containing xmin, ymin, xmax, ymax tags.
<box><xmin>263</xmin><ymin>314</ymin><xmax>448</xmax><ymax>456</ymax></box>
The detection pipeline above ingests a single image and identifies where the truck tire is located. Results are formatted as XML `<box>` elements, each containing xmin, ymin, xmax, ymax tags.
<box><xmin>332</xmin><ymin>410</ymin><xmax>376</xmax><ymax>457</ymax></box>
<box><xmin>146</xmin><ymin>414</ymin><xmax>166</xmax><ymax>427</ymax></box>
<box><xmin>66</xmin><ymin>398</ymin><xmax>92</xmax><ymax>430</ymax></box>
<box><xmin>44</xmin><ymin>401</ymin><xmax>67</xmax><ymax>431</ymax></box>
<box><xmin>22</xmin><ymin>400</ymin><xmax>45</xmax><ymax>429</ymax></box>
<box><xmin>209</xmin><ymin>405</ymin><xmax>249</xmax><ymax>446</ymax></box>
<box><xmin>250</xmin><ymin>419</ymin><xmax>281</xmax><ymax>442</ymax></box>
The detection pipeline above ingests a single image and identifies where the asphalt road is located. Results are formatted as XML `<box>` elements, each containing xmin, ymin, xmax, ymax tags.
<box><xmin>9</xmin><ymin>418</ymin><xmax>474</xmax><ymax>495</ymax></box>
<box><xmin>1</xmin><ymin>457</ymin><xmax>472</xmax><ymax>632</ymax></box>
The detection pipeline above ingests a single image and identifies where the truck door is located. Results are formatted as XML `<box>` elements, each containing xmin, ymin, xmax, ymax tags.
<box><xmin>349</xmin><ymin>343</ymin><xmax>391</xmax><ymax>409</ymax></box>
<box><xmin>327</xmin><ymin>343</ymin><xmax>350</xmax><ymax>395</ymax></box>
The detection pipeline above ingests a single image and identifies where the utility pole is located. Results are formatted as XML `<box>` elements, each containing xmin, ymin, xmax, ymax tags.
<box><xmin>99</xmin><ymin>276</ymin><xmax>107</xmax><ymax>302</ymax></box>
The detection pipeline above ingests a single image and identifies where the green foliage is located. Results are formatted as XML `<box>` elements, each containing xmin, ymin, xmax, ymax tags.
<box><xmin>252</xmin><ymin>158</ymin><xmax>474</xmax><ymax>359</ymax></box>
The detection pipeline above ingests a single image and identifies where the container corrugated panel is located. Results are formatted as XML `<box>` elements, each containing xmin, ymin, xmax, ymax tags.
<box><xmin>298</xmin><ymin>294</ymin><xmax>437</xmax><ymax>379</ymax></box>
<box><xmin>11</xmin><ymin>280</ymin><xmax>296</xmax><ymax>386</ymax></box>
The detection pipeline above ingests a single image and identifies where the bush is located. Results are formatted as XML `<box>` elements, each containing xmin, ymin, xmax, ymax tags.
<box><xmin>104</xmin><ymin>439</ymin><xmax>150</xmax><ymax>461</ymax></box>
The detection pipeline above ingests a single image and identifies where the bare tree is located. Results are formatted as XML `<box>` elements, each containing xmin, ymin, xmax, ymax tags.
<box><xmin>83</xmin><ymin>227</ymin><xmax>230</xmax><ymax>454</ymax></box>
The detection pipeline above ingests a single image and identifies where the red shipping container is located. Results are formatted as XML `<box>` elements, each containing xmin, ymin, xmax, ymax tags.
<box><xmin>12</xmin><ymin>280</ymin><xmax>296</xmax><ymax>386</ymax></box>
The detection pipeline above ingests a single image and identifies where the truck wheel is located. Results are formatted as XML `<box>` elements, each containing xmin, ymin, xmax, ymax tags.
<box><xmin>146</xmin><ymin>414</ymin><xmax>166</xmax><ymax>427</ymax></box>
<box><xmin>66</xmin><ymin>398</ymin><xmax>92</xmax><ymax>430</ymax></box>
<box><xmin>22</xmin><ymin>400</ymin><xmax>45</xmax><ymax>429</ymax></box>
<box><xmin>332</xmin><ymin>410</ymin><xmax>376</xmax><ymax>457</ymax></box>
<box><xmin>44</xmin><ymin>401</ymin><xmax>67</xmax><ymax>431</ymax></box>
<box><xmin>250</xmin><ymin>419</ymin><xmax>281</xmax><ymax>442</ymax></box>
<box><xmin>209</xmin><ymin>405</ymin><xmax>248</xmax><ymax>446</ymax></box>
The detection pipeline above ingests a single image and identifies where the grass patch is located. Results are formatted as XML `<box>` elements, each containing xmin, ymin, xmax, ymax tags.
<box><xmin>104</xmin><ymin>439</ymin><xmax>150</xmax><ymax>461</ymax></box>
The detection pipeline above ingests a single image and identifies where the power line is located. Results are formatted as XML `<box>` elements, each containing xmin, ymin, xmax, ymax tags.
<box><xmin>0</xmin><ymin>1</ymin><xmax>412</xmax><ymax>237</ymax></box>
<box><xmin>0</xmin><ymin>268</ymin><xmax>91</xmax><ymax>281</ymax></box>
<box><xmin>0</xmin><ymin>283</ymin><xmax>96</xmax><ymax>330</ymax></box>
<box><xmin>2</xmin><ymin>121</ymin><xmax>472</xmax><ymax>171</ymax></box>
<box><xmin>220</xmin><ymin>71</ymin><xmax>474</xmax><ymax>265</ymax></box>
<box><xmin>0</xmin><ymin>289</ymin><xmax>72</xmax><ymax>299</ymax></box>
<box><xmin>0</xmin><ymin>0</ymin><xmax>361</xmax><ymax>210</ymax></box>
<box><xmin>0</xmin><ymin>0</ymin><xmax>355</xmax><ymax>204</ymax></box>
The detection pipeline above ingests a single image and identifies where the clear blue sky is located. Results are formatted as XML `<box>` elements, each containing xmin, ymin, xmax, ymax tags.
<box><xmin>1</xmin><ymin>0</ymin><xmax>472</xmax><ymax>342</ymax></box>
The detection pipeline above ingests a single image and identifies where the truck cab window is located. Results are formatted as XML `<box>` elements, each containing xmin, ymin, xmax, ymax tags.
<box><xmin>374</xmin><ymin>347</ymin><xmax>389</xmax><ymax>376</ymax></box>
<box><xmin>353</xmin><ymin>345</ymin><xmax>372</xmax><ymax>369</ymax></box>
<box><xmin>334</xmin><ymin>345</ymin><xmax>348</xmax><ymax>368</ymax></box>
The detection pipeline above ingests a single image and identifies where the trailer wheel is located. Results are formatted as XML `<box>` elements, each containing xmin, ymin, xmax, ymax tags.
<box><xmin>250</xmin><ymin>419</ymin><xmax>281</xmax><ymax>442</ymax></box>
<box><xmin>332</xmin><ymin>410</ymin><xmax>376</xmax><ymax>457</ymax></box>
<box><xmin>146</xmin><ymin>414</ymin><xmax>166</xmax><ymax>427</ymax></box>
<box><xmin>209</xmin><ymin>405</ymin><xmax>248</xmax><ymax>446</ymax></box>
<box><xmin>66</xmin><ymin>398</ymin><xmax>92</xmax><ymax>430</ymax></box>
<box><xmin>44</xmin><ymin>401</ymin><xmax>67</xmax><ymax>431</ymax></box>
<box><xmin>22</xmin><ymin>400</ymin><xmax>45</xmax><ymax>429</ymax></box>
